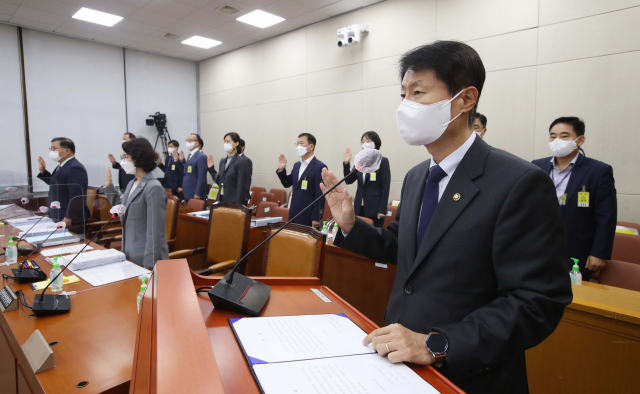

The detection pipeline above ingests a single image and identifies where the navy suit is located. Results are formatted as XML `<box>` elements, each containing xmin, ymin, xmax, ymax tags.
<box><xmin>158</xmin><ymin>155</ymin><xmax>183</xmax><ymax>195</ymax></box>
<box><xmin>37</xmin><ymin>157</ymin><xmax>90</xmax><ymax>226</ymax></box>
<box><xmin>344</xmin><ymin>156</ymin><xmax>391</xmax><ymax>227</ymax></box>
<box><xmin>111</xmin><ymin>162</ymin><xmax>135</xmax><ymax>192</ymax></box>
<box><xmin>533</xmin><ymin>151</ymin><xmax>617</xmax><ymax>280</ymax></box>
<box><xmin>276</xmin><ymin>157</ymin><xmax>327</xmax><ymax>227</ymax></box>
<box><xmin>181</xmin><ymin>150</ymin><xmax>207</xmax><ymax>201</ymax></box>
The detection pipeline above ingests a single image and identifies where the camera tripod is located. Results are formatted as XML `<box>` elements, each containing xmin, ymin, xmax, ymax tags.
<box><xmin>154</xmin><ymin>127</ymin><xmax>172</xmax><ymax>159</ymax></box>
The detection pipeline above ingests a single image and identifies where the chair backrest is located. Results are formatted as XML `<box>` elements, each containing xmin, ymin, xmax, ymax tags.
<box><xmin>598</xmin><ymin>260</ymin><xmax>640</xmax><ymax>292</ymax></box>
<box><xmin>93</xmin><ymin>195</ymin><xmax>112</xmax><ymax>221</ymax></box>
<box><xmin>255</xmin><ymin>201</ymin><xmax>279</xmax><ymax>218</ymax></box>
<box><xmin>269</xmin><ymin>207</ymin><xmax>289</xmax><ymax>222</ymax></box>
<box><xmin>165</xmin><ymin>196</ymin><xmax>180</xmax><ymax>241</ymax></box>
<box><xmin>611</xmin><ymin>233</ymin><xmax>640</xmax><ymax>265</ymax></box>
<box><xmin>86</xmin><ymin>188</ymin><xmax>97</xmax><ymax>218</ymax></box>
<box><xmin>262</xmin><ymin>223</ymin><xmax>324</xmax><ymax>278</ymax></box>
<box><xmin>358</xmin><ymin>216</ymin><xmax>374</xmax><ymax>226</ymax></box>
<box><xmin>186</xmin><ymin>198</ymin><xmax>205</xmax><ymax>212</ymax></box>
<box><xmin>258</xmin><ymin>192</ymin><xmax>275</xmax><ymax>204</ymax></box>
<box><xmin>618</xmin><ymin>222</ymin><xmax>640</xmax><ymax>232</ymax></box>
<box><xmin>205</xmin><ymin>203</ymin><xmax>251</xmax><ymax>265</ymax></box>
<box><xmin>249</xmin><ymin>187</ymin><xmax>266</xmax><ymax>207</ymax></box>
<box><xmin>164</xmin><ymin>188</ymin><xmax>172</xmax><ymax>197</ymax></box>
<box><xmin>269</xmin><ymin>189</ymin><xmax>287</xmax><ymax>206</ymax></box>
<box><xmin>383</xmin><ymin>205</ymin><xmax>398</xmax><ymax>229</ymax></box>
<box><xmin>322</xmin><ymin>198</ymin><xmax>333</xmax><ymax>223</ymax></box>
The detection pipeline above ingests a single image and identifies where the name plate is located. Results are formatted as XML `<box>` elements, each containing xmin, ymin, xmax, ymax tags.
<box><xmin>0</xmin><ymin>286</ymin><xmax>18</xmax><ymax>312</ymax></box>
<box><xmin>22</xmin><ymin>330</ymin><xmax>54</xmax><ymax>374</ymax></box>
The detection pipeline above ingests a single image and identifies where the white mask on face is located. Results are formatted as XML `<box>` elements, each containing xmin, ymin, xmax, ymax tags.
<box><xmin>185</xmin><ymin>141</ymin><xmax>195</xmax><ymax>150</ymax></box>
<box><xmin>120</xmin><ymin>159</ymin><xmax>136</xmax><ymax>175</ymax></box>
<box><xmin>167</xmin><ymin>147</ymin><xmax>175</xmax><ymax>154</ymax></box>
<box><xmin>549</xmin><ymin>137</ymin><xmax>579</xmax><ymax>158</ymax></box>
<box><xmin>49</xmin><ymin>150</ymin><xmax>62</xmax><ymax>162</ymax></box>
<box><xmin>362</xmin><ymin>142</ymin><xmax>376</xmax><ymax>150</ymax></box>
<box><xmin>396</xmin><ymin>89</ymin><xmax>465</xmax><ymax>146</ymax></box>
<box><xmin>223</xmin><ymin>143</ymin><xmax>234</xmax><ymax>153</ymax></box>
<box><xmin>296</xmin><ymin>145</ymin><xmax>308</xmax><ymax>157</ymax></box>
<box><xmin>122</xmin><ymin>140</ymin><xmax>126</xmax><ymax>144</ymax></box>
<box><xmin>474</xmin><ymin>130</ymin><xmax>484</xmax><ymax>138</ymax></box>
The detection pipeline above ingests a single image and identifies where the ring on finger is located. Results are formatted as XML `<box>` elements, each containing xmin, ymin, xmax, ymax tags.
<box><xmin>385</xmin><ymin>342</ymin><xmax>390</xmax><ymax>353</ymax></box>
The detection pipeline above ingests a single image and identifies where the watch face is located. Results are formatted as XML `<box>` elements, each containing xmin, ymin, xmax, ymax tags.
<box><xmin>427</xmin><ymin>333</ymin><xmax>448</xmax><ymax>354</ymax></box>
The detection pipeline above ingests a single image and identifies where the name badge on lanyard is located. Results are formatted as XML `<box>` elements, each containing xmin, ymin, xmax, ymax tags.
<box><xmin>221</xmin><ymin>183</ymin><xmax>224</xmax><ymax>196</ymax></box>
<box><xmin>370</xmin><ymin>172</ymin><xmax>377</xmax><ymax>181</ymax></box>
<box><xmin>187</xmin><ymin>165</ymin><xmax>192</xmax><ymax>173</ymax></box>
<box><xmin>559</xmin><ymin>194</ymin><xmax>567</xmax><ymax>206</ymax></box>
<box><xmin>171</xmin><ymin>164</ymin><xmax>176</xmax><ymax>170</ymax></box>
<box><xmin>301</xmin><ymin>179</ymin><xmax>308</xmax><ymax>190</ymax></box>
<box><xmin>578</xmin><ymin>186</ymin><xmax>589</xmax><ymax>207</ymax></box>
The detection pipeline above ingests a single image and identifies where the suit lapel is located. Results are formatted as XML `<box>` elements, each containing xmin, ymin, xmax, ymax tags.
<box><xmin>224</xmin><ymin>155</ymin><xmax>237</xmax><ymax>174</ymax></box>
<box><xmin>292</xmin><ymin>162</ymin><xmax>301</xmax><ymax>190</ymax></box>
<box><xmin>299</xmin><ymin>157</ymin><xmax>316</xmax><ymax>181</ymax></box>
<box><xmin>403</xmin><ymin>161</ymin><xmax>431</xmax><ymax>271</ymax></box>
<box><xmin>564</xmin><ymin>153</ymin><xmax>588</xmax><ymax>203</ymax></box>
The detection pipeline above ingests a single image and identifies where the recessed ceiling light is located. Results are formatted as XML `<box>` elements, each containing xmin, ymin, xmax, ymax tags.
<box><xmin>182</xmin><ymin>36</ymin><xmax>222</xmax><ymax>49</ymax></box>
<box><xmin>236</xmin><ymin>10</ymin><xmax>285</xmax><ymax>29</ymax></box>
<box><xmin>72</xmin><ymin>7</ymin><xmax>123</xmax><ymax>27</ymax></box>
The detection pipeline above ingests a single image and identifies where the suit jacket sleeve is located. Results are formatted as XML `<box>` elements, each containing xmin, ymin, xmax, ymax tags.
<box><xmin>37</xmin><ymin>169</ymin><xmax>52</xmax><ymax>185</ymax></box>
<box><xmin>112</xmin><ymin>162</ymin><xmax>121</xmax><ymax>170</ymax></box>
<box><xmin>312</xmin><ymin>164</ymin><xmax>328</xmax><ymax>222</ymax></box>
<box><xmin>103</xmin><ymin>184</ymin><xmax>122</xmax><ymax>206</ymax></box>
<box><xmin>195</xmin><ymin>155</ymin><xmax>207</xmax><ymax>197</ymax></box>
<box><xmin>66</xmin><ymin>165</ymin><xmax>89</xmax><ymax>222</ymax></box>
<box><xmin>176</xmin><ymin>160</ymin><xmax>184</xmax><ymax>188</ymax></box>
<box><xmin>433</xmin><ymin>168</ymin><xmax>572</xmax><ymax>375</ymax></box>
<box><xmin>158</xmin><ymin>160</ymin><xmax>166</xmax><ymax>172</ymax></box>
<box><xmin>378</xmin><ymin>158</ymin><xmax>391</xmax><ymax>215</ymax></box>
<box><xmin>236</xmin><ymin>158</ymin><xmax>252</xmax><ymax>205</ymax></box>
<box><xmin>343</xmin><ymin>162</ymin><xmax>357</xmax><ymax>185</ymax></box>
<box><xmin>590</xmin><ymin>165</ymin><xmax>617</xmax><ymax>260</ymax></box>
<box><xmin>276</xmin><ymin>168</ymin><xmax>293</xmax><ymax>188</ymax></box>
<box><xmin>332</xmin><ymin>173</ymin><xmax>407</xmax><ymax>264</ymax></box>
<box><xmin>144</xmin><ymin>184</ymin><xmax>168</xmax><ymax>267</ymax></box>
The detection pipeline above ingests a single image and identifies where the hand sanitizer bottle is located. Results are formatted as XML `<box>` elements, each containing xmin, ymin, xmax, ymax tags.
<box><xmin>50</xmin><ymin>257</ymin><xmax>63</xmax><ymax>292</ymax></box>
<box><xmin>321</xmin><ymin>221</ymin><xmax>328</xmax><ymax>235</ymax></box>
<box><xmin>570</xmin><ymin>258</ymin><xmax>582</xmax><ymax>285</ymax></box>
<box><xmin>137</xmin><ymin>283</ymin><xmax>147</xmax><ymax>313</ymax></box>
<box><xmin>6</xmin><ymin>237</ymin><xmax>17</xmax><ymax>264</ymax></box>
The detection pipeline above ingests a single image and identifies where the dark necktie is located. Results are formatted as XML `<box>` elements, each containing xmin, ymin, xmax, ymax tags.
<box><xmin>187</xmin><ymin>153</ymin><xmax>191</xmax><ymax>162</ymax></box>
<box><xmin>416</xmin><ymin>165</ymin><xmax>447</xmax><ymax>252</ymax></box>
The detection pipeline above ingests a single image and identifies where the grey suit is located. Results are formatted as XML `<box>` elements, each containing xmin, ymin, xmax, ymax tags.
<box><xmin>104</xmin><ymin>172</ymin><xmax>168</xmax><ymax>268</ymax></box>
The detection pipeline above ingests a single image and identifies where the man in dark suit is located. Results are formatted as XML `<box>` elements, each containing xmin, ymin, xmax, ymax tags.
<box><xmin>180</xmin><ymin>133</ymin><xmax>207</xmax><ymax>201</ymax></box>
<box><xmin>276</xmin><ymin>133</ymin><xmax>327</xmax><ymax>228</ymax></box>
<box><xmin>107</xmin><ymin>132</ymin><xmax>136</xmax><ymax>192</ymax></box>
<box><xmin>37</xmin><ymin>137</ymin><xmax>90</xmax><ymax>232</ymax></box>
<box><xmin>239</xmin><ymin>139</ymin><xmax>253</xmax><ymax>204</ymax></box>
<box><xmin>533</xmin><ymin>117</ymin><xmax>617</xmax><ymax>281</ymax></box>
<box><xmin>320</xmin><ymin>41</ymin><xmax>572</xmax><ymax>394</ymax></box>
<box><xmin>157</xmin><ymin>139</ymin><xmax>183</xmax><ymax>196</ymax></box>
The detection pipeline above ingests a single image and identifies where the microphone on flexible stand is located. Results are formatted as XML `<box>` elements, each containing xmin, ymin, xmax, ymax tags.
<box><xmin>14</xmin><ymin>202</ymin><xmax>60</xmax><ymax>256</ymax></box>
<box><xmin>0</xmin><ymin>187</ymin><xmax>19</xmax><ymax>197</ymax></box>
<box><xmin>6</xmin><ymin>222</ymin><xmax>66</xmax><ymax>284</ymax></box>
<box><xmin>31</xmin><ymin>205</ymin><xmax>126</xmax><ymax>317</ymax></box>
<box><xmin>205</xmin><ymin>149</ymin><xmax>383</xmax><ymax>316</ymax></box>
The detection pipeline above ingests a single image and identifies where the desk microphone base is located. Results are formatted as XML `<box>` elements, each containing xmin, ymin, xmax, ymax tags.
<box><xmin>31</xmin><ymin>294</ymin><xmax>71</xmax><ymax>317</ymax></box>
<box><xmin>209</xmin><ymin>273</ymin><xmax>270</xmax><ymax>316</ymax></box>
<box><xmin>10</xmin><ymin>268</ymin><xmax>47</xmax><ymax>284</ymax></box>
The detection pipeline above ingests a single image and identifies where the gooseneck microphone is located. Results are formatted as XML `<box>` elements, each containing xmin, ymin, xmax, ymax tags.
<box><xmin>31</xmin><ymin>205</ymin><xmax>126</xmax><ymax>317</ymax></box>
<box><xmin>205</xmin><ymin>149</ymin><xmax>383</xmax><ymax>316</ymax></box>
<box><xmin>0</xmin><ymin>187</ymin><xmax>18</xmax><ymax>196</ymax></box>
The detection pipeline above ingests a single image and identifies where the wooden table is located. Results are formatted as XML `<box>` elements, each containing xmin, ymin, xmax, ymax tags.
<box><xmin>131</xmin><ymin>260</ymin><xmax>464</xmax><ymax>394</ymax></box>
<box><xmin>0</xmin><ymin>207</ymin><xmax>139</xmax><ymax>394</ymax></box>
<box><xmin>526</xmin><ymin>282</ymin><xmax>640</xmax><ymax>394</ymax></box>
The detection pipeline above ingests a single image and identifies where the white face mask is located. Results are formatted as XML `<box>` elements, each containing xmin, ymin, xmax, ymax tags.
<box><xmin>474</xmin><ymin>130</ymin><xmax>484</xmax><ymax>138</ymax></box>
<box><xmin>122</xmin><ymin>140</ymin><xmax>126</xmax><ymax>144</ymax></box>
<box><xmin>361</xmin><ymin>142</ymin><xmax>376</xmax><ymax>150</ymax></box>
<box><xmin>549</xmin><ymin>137</ymin><xmax>579</xmax><ymax>158</ymax></box>
<box><xmin>167</xmin><ymin>147</ymin><xmax>175</xmax><ymax>154</ymax></box>
<box><xmin>296</xmin><ymin>145</ymin><xmax>308</xmax><ymax>157</ymax></box>
<box><xmin>185</xmin><ymin>141</ymin><xmax>195</xmax><ymax>150</ymax></box>
<box><xmin>223</xmin><ymin>143</ymin><xmax>234</xmax><ymax>153</ymax></box>
<box><xmin>49</xmin><ymin>150</ymin><xmax>62</xmax><ymax>162</ymax></box>
<box><xmin>120</xmin><ymin>159</ymin><xmax>136</xmax><ymax>175</ymax></box>
<box><xmin>396</xmin><ymin>89</ymin><xmax>465</xmax><ymax>146</ymax></box>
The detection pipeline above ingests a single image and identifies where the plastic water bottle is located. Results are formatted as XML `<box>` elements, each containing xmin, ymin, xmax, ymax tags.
<box><xmin>321</xmin><ymin>221</ymin><xmax>328</xmax><ymax>235</ymax></box>
<box><xmin>50</xmin><ymin>257</ymin><xmax>63</xmax><ymax>292</ymax></box>
<box><xmin>137</xmin><ymin>283</ymin><xmax>147</xmax><ymax>313</ymax></box>
<box><xmin>6</xmin><ymin>236</ymin><xmax>17</xmax><ymax>264</ymax></box>
<box><xmin>570</xmin><ymin>258</ymin><xmax>582</xmax><ymax>285</ymax></box>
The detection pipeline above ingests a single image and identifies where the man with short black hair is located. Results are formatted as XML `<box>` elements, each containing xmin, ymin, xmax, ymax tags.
<box><xmin>181</xmin><ymin>133</ymin><xmax>207</xmax><ymax>200</ymax></box>
<box><xmin>473</xmin><ymin>113</ymin><xmax>487</xmax><ymax>138</ymax></box>
<box><xmin>37</xmin><ymin>137</ymin><xmax>90</xmax><ymax>231</ymax></box>
<box><xmin>533</xmin><ymin>116</ymin><xmax>617</xmax><ymax>281</ymax></box>
<box><xmin>321</xmin><ymin>41</ymin><xmax>572</xmax><ymax>393</ymax></box>
<box><xmin>108</xmin><ymin>132</ymin><xmax>136</xmax><ymax>191</ymax></box>
<box><xmin>157</xmin><ymin>139</ymin><xmax>183</xmax><ymax>196</ymax></box>
<box><xmin>276</xmin><ymin>133</ymin><xmax>327</xmax><ymax>228</ymax></box>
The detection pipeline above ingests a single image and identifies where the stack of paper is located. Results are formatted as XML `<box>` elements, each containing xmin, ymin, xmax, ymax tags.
<box><xmin>40</xmin><ymin>244</ymin><xmax>94</xmax><ymax>257</ymax></box>
<box><xmin>616</xmin><ymin>225</ymin><xmax>639</xmax><ymax>235</ymax></box>
<box><xmin>17</xmin><ymin>222</ymin><xmax>58</xmax><ymax>237</ymax></box>
<box><xmin>6</xmin><ymin>216</ymin><xmax>49</xmax><ymax>226</ymax></box>
<box><xmin>250</xmin><ymin>217</ymin><xmax>283</xmax><ymax>227</ymax></box>
<box><xmin>24</xmin><ymin>232</ymin><xmax>81</xmax><ymax>248</ymax></box>
<box><xmin>46</xmin><ymin>249</ymin><xmax>126</xmax><ymax>270</ymax></box>
<box><xmin>71</xmin><ymin>261</ymin><xmax>149</xmax><ymax>287</ymax></box>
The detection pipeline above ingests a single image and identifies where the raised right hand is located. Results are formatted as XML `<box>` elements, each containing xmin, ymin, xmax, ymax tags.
<box><xmin>179</xmin><ymin>150</ymin><xmax>185</xmax><ymax>162</ymax></box>
<box><xmin>207</xmin><ymin>154</ymin><xmax>215</xmax><ymax>169</ymax></box>
<box><xmin>38</xmin><ymin>156</ymin><xmax>46</xmax><ymax>173</ymax></box>
<box><xmin>105</xmin><ymin>166</ymin><xmax>113</xmax><ymax>187</ymax></box>
<box><xmin>320</xmin><ymin>168</ymin><xmax>355</xmax><ymax>232</ymax></box>
<box><xmin>108</xmin><ymin>153</ymin><xmax>116</xmax><ymax>164</ymax></box>
<box><xmin>278</xmin><ymin>154</ymin><xmax>287</xmax><ymax>171</ymax></box>
<box><xmin>172</xmin><ymin>149</ymin><xmax>179</xmax><ymax>161</ymax></box>
<box><xmin>343</xmin><ymin>147</ymin><xmax>352</xmax><ymax>164</ymax></box>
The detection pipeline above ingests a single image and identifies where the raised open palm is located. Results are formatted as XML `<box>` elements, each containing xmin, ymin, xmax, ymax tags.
<box><xmin>320</xmin><ymin>168</ymin><xmax>356</xmax><ymax>232</ymax></box>
<box><xmin>343</xmin><ymin>147</ymin><xmax>352</xmax><ymax>164</ymax></box>
<box><xmin>278</xmin><ymin>154</ymin><xmax>287</xmax><ymax>171</ymax></box>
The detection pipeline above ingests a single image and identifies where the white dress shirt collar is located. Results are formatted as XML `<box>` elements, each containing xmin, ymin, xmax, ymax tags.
<box><xmin>301</xmin><ymin>154</ymin><xmax>314</xmax><ymax>165</ymax></box>
<box><xmin>189</xmin><ymin>147</ymin><xmax>199</xmax><ymax>155</ymax></box>
<box><xmin>59</xmin><ymin>156</ymin><xmax>73</xmax><ymax>167</ymax></box>
<box><xmin>550</xmin><ymin>153</ymin><xmax>579</xmax><ymax>171</ymax></box>
<box><xmin>428</xmin><ymin>132</ymin><xmax>477</xmax><ymax>201</ymax></box>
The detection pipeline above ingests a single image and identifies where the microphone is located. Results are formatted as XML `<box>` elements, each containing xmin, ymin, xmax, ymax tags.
<box><xmin>206</xmin><ymin>149</ymin><xmax>382</xmax><ymax>316</ymax></box>
<box><xmin>10</xmin><ymin>203</ymin><xmax>59</xmax><ymax>256</ymax></box>
<box><xmin>7</xmin><ymin>222</ymin><xmax>66</xmax><ymax>284</ymax></box>
<box><xmin>31</xmin><ymin>206</ymin><xmax>125</xmax><ymax>317</ymax></box>
<box><xmin>0</xmin><ymin>187</ymin><xmax>18</xmax><ymax>196</ymax></box>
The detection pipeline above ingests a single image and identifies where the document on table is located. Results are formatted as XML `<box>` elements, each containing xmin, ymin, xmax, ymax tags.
<box><xmin>230</xmin><ymin>314</ymin><xmax>437</xmax><ymax>394</ymax></box>
<box><xmin>40</xmin><ymin>244</ymin><xmax>94</xmax><ymax>257</ymax></box>
<box><xmin>69</xmin><ymin>261</ymin><xmax>149</xmax><ymax>287</ymax></box>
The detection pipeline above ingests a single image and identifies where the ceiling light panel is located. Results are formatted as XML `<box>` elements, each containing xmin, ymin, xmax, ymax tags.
<box><xmin>181</xmin><ymin>36</ymin><xmax>222</xmax><ymax>49</ymax></box>
<box><xmin>236</xmin><ymin>10</ymin><xmax>285</xmax><ymax>29</ymax></box>
<box><xmin>72</xmin><ymin>8</ymin><xmax>123</xmax><ymax>27</ymax></box>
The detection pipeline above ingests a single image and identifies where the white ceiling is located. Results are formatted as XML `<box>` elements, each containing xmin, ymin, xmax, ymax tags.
<box><xmin>0</xmin><ymin>0</ymin><xmax>382</xmax><ymax>62</ymax></box>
